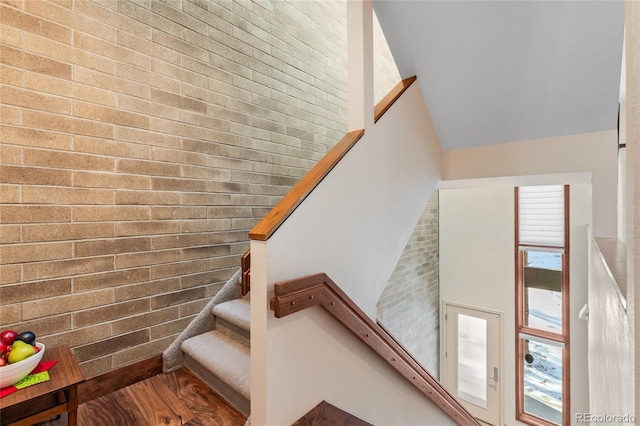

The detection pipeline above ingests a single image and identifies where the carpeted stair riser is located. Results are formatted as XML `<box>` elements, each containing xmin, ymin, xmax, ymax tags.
<box><xmin>215</xmin><ymin>316</ymin><xmax>250</xmax><ymax>348</ymax></box>
<box><xmin>182</xmin><ymin>330</ymin><xmax>250</xmax><ymax>417</ymax></box>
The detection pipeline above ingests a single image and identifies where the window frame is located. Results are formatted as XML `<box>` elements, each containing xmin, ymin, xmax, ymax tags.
<box><xmin>515</xmin><ymin>185</ymin><xmax>570</xmax><ymax>426</ymax></box>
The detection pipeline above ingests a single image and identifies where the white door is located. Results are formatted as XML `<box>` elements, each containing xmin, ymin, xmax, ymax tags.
<box><xmin>444</xmin><ymin>303</ymin><xmax>501</xmax><ymax>426</ymax></box>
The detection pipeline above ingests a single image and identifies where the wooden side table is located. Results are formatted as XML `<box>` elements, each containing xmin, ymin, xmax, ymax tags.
<box><xmin>0</xmin><ymin>345</ymin><xmax>85</xmax><ymax>426</ymax></box>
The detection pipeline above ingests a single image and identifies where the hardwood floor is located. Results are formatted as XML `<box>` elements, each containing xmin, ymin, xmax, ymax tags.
<box><xmin>38</xmin><ymin>368</ymin><xmax>247</xmax><ymax>426</ymax></box>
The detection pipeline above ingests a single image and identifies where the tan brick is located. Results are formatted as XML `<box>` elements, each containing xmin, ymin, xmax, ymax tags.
<box><xmin>23</xmin><ymin>222</ymin><xmax>114</xmax><ymax>242</ymax></box>
<box><xmin>111</xmin><ymin>335</ymin><xmax>173</xmax><ymax>369</ymax></box>
<box><xmin>117</xmin><ymin>159</ymin><xmax>181</xmax><ymax>177</ymax></box>
<box><xmin>22</xmin><ymin>288</ymin><xmax>113</xmax><ymax>320</ymax></box>
<box><xmin>150</xmin><ymin>88</ymin><xmax>207</xmax><ymax>113</ymax></box>
<box><xmin>0</xmin><ymin>185</ymin><xmax>19</xmax><ymax>203</ymax></box>
<box><xmin>24</xmin><ymin>149</ymin><xmax>114</xmax><ymax>172</ymax></box>
<box><xmin>0</xmin><ymin>264</ymin><xmax>21</xmax><ymax>284</ymax></box>
<box><xmin>151</xmin><ymin>259</ymin><xmax>208</xmax><ymax>280</ymax></box>
<box><xmin>115</xmin><ymin>249</ymin><xmax>179</xmax><ymax>269</ymax></box>
<box><xmin>73</xmin><ymin>299</ymin><xmax>149</xmax><ymax>328</ymax></box>
<box><xmin>0</xmin><ymin>304</ymin><xmax>20</xmax><ymax>327</ymax></box>
<box><xmin>23</xmin><ymin>187</ymin><xmax>114</xmax><ymax>205</ymax></box>
<box><xmin>22</xmin><ymin>31</ymin><xmax>114</xmax><ymax>75</ymax></box>
<box><xmin>73</xmin><ymin>206</ymin><xmax>150</xmax><ymax>222</ymax></box>
<box><xmin>74</xmin><ymin>32</ymin><xmax>149</xmax><ymax>69</ymax></box>
<box><xmin>25</xmin><ymin>72</ymin><xmax>116</xmax><ymax>106</ymax></box>
<box><xmin>0</xmin><ymin>23</ymin><xmax>22</xmax><ymax>47</ymax></box>
<box><xmin>114</xmin><ymin>190</ymin><xmax>181</xmax><ymax>205</ymax></box>
<box><xmin>75</xmin><ymin>0</ymin><xmax>151</xmax><ymax>39</ymax></box>
<box><xmin>0</xmin><ymin>224</ymin><xmax>20</xmax><ymax>244</ymax></box>
<box><xmin>0</xmin><ymin>105</ymin><xmax>20</xmax><ymax>125</ymax></box>
<box><xmin>150</xmin><ymin>316</ymin><xmax>192</xmax><ymax>340</ymax></box>
<box><xmin>178</xmin><ymin>298</ymin><xmax>208</xmax><ymax>317</ymax></box>
<box><xmin>112</xmin><ymin>306</ymin><xmax>179</xmax><ymax>335</ymax></box>
<box><xmin>23</xmin><ymin>110</ymin><xmax>114</xmax><ymax>139</ymax></box>
<box><xmin>114</xmin><ymin>277</ymin><xmax>180</xmax><ymax>302</ymax></box>
<box><xmin>74</xmin><ymin>101</ymin><xmax>150</xmax><ymax>129</ymax></box>
<box><xmin>181</xmin><ymin>245</ymin><xmax>230</xmax><ymax>261</ymax></box>
<box><xmin>73</xmin><ymin>329</ymin><xmax>149</xmax><ymax>362</ymax></box>
<box><xmin>0</xmin><ymin>45</ymin><xmax>71</xmax><ymax>79</ymax></box>
<box><xmin>149</xmin><ymin>117</ymin><xmax>208</xmax><ymax>140</ymax></box>
<box><xmin>1</xmin><ymin>206</ymin><xmax>69</xmax><ymax>224</ymax></box>
<box><xmin>115</xmin><ymin>62</ymin><xmax>181</xmax><ymax>94</ymax></box>
<box><xmin>181</xmin><ymin>219</ymin><xmax>232</xmax><ymax>233</ymax></box>
<box><xmin>0</xmin><ymin>278</ymin><xmax>71</xmax><ymax>304</ymax></box>
<box><xmin>24</xmin><ymin>0</ymin><xmax>115</xmax><ymax>42</ymax></box>
<box><xmin>0</xmin><ymin>144</ymin><xmax>22</xmax><ymax>164</ymax></box>
<box><xmin>116</xmin><ymin>127</ymin><xmax>180</xmax><ymax>149</ymax></box>
<box><xmin>76</xmin><ymin>237</ymin><xmax>151</xmax><ymax>257</ymax></box>
<box><xmin>208</xmin><ymin>230</ymin><xmax>247</xmax><ymax>245</ymax></box>
<box><xmin>151</xmin><ymin>233</ymin><xmax>208</xmax><ymax>250</ymax></box>
<box><xmin>80</xmin><ymin>356</ymin><xmax>112</xmax><ymax>379</ymax></box>
<box><xmin>151</xmin><ymin>177</ymin><xmax>207</xmax><ymax>192</ymax></box>
<box><xmin>0</xmin><ymin>125</ymin><xmax>72</xmax><ymax>149</ymax></box>
<box><xmin>150</xmin><ymin>286</ymin><xmax>206</xmax><ymax>310</ymax></box>
<box><xmin>181</xmin><ymin>193</ymin><xmax>231</xmax><ymax>206</ymax></box>
<box><xmin>114</xmin><ymin>221</ymin><xmax>180</xmax><ymax>237</ymax></box>
<box><xmin>39</xmin><ymin>323</ymin><xmax>111</xmax><ymax>349</ymax></box>
<box><xmin>0</xmin><ymin>242</ymin><xmax>71</xmax><ymax>265</ymax></box>
<box><xmin>73</xmin><ymin>268</ymin><xmax>149</xmax><ymax>292</ymax></box>
<box><xmin>2</xmin><ymin>314</ymin><xmax>71</xmax><ymax>336</ymax></box>
<box><xmin>74</xmin><ymin>136</ymin><xmax>150</xmax><ymax>159</ymax></box>
<box><xmin>0</xmin><ymin>4</ymin><xmax>72</xmax><ymax>43</ymax></box>
<box><xmin>0</xmin><ymin>64</ymin><xmax>24</xmax><ymax>86</ymax></box>
<box><xmin>73</xmin><ymin>171</ymin><xmax>149</xmax><ymax>190</ymax></box>
<box><xmin>117</xmin><ymin>31</ymin><xmax>180</xmax><ymax>65</ymax></box>
<box><xmin>74</xmin><ymin>67</ymin><xmax>149</xmax><ymax>99</ymax></box>
<box><xmin>150</xmin><ymin>207</ymin><xmax>207</xmax><ymax>220</ymax></box>
<box><xmin>151</xmin><ymin>147</ymin><xmax>208</xmax><ymax>166</ymax></box>
<box><xmin>22</xmin><ymin>255</ymin><xmax>113</xmax><ymax>281</ymax></box>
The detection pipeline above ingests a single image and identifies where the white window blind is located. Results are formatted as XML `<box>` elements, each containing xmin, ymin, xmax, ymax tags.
<box><xmin>518</xmin><ymin>185</ymin><xmax>565</xmax><ymax>248</ymax></box>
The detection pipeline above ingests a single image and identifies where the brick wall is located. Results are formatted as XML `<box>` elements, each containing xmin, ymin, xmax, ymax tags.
<box><xmin>376</xmin><ymin>191</ymin><xmax>440</xmax><ymax>377</ymax></box>
<box><xmin>0</xmin><ymin>0</ymin><xmax>352</xmax><ymax>377</ymax></box>
<box><xmin>0</xmin><ymin>0</ymin><xmax>402</xmax><ymax>377</ymax></box>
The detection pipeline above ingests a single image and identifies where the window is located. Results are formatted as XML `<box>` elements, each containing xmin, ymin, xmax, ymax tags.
<box><xmin>515</xmin><ymin>185</ymin><xmax>569</xmax><ymax>426</ymax></box>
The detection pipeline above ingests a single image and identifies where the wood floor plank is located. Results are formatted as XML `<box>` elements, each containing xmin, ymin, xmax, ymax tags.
<box><xmin>160</xmin><ymin>369</ymin><xmax>246</xmax><ymax>426</ymax></box>
<box><xmin>122</xmin><ymin>378</ymin><xmax>193</xmax><ymax>426</ymax></box>
<box><xmin>77</xmin><ymin>386</ymin><xmax>151</xmax><ymax>426</ymax></box>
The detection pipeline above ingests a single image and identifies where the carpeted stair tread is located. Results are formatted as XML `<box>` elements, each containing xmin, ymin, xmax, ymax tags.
<box><xmin>212</xmin><ymin>299</ymin><xmax>250</xmax><ymax>332</ymax></box>
<box><xmin>181</xmin><ymin>330</ymin><xmax>250</xmax><ymax>400</ymax></box>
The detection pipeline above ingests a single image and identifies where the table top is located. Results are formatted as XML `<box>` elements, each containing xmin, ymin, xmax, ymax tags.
<box><xmin>0</xmin><ymin>345</ymin><xmax>85</xmax><ymax>409</ymax></box>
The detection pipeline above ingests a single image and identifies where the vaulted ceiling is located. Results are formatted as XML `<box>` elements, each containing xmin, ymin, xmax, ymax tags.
<box><xmin>373</xmin><ymin>0</ymin><xmax>625</xmax><ymax>151</ymax></box>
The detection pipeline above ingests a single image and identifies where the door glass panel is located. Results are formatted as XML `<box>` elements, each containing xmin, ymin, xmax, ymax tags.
<box><xmin>457</xmin><ymin>314</ymin><xmax>487</xmax><ymax>408</ymax></box>
<box><xmin>522</xmin><ymin>338</ymin><xmax>562</xmax><ymax>425</ymax></box>
<box><xmin>524</xmin><ymin>251</ymin><xmax>563</xmax><ymax>333</ymax></box>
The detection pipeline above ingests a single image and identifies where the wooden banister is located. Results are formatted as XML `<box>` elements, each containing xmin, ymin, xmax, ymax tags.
<box><xmin>248</xmin><ymin>129</ymin><xmax>364</xmax><ymax>241</ymax></box>
<box><xmin>241</xmin><ymin>248</ymin><xmax>251</xmax><ymax>295</ymax></box>
<box><xmin>270</xmin><ymin>273</ymin><xmax>481</xmax><ymax>426</ymax></box>
<box><xmin>374</xmin><ymin>76</ymin><xmax>417</xmax><ymax>123</ymax></box>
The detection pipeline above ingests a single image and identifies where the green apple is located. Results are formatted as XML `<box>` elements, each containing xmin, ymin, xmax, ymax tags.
<box><xmin>7</xmin><ymin>340</ymin><xmax>35</xmax><ymax>364</ymax></box>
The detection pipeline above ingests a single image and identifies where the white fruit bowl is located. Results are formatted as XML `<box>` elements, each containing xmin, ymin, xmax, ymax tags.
<box><xmin>0</xmin><ymin>342</ymin><xmax>45</xmax><ymax>389</ymax></box>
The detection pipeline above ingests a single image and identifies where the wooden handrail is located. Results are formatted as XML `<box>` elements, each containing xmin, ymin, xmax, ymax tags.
<box><xmin>270</xmin><ymin>273</ymin><xmax>481</xmax><ymax>426</ymax></box>
<box><xmin>374</xmin><ymin>76</ymin><xmax>417</xmax><ymax>123</ymax></box>
<box><xmin>249</xmin><ymin>76</ymin><xmax>418</xmax><ymax>241</ymax></box>
<box><xmin>249</xmin><ymin>129</ymin><xmax>364</xmax><ymax>241</ymax></box>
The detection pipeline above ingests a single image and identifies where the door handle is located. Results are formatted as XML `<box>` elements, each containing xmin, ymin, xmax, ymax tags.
<box><xmin>488</xmin><ymin>367</ymin><xmax>498</xmax><ymax>390</ymax></box>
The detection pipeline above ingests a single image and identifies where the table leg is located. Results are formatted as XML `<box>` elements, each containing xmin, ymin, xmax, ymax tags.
<box><xmin>66</xmin><ymin>386</ymin><xmax>78</xmax><ymax>426</ymax></box>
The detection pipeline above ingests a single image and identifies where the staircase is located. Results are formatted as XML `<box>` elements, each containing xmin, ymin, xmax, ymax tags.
<box><xmin>162</xmin><ymin>258</ymin><xmax>252</xmax><ymax>419</ymax></box>
<box><xmin>181</xmin><ymin>296</ymin><xmax>251</xmax><ymax>417</ymax></box>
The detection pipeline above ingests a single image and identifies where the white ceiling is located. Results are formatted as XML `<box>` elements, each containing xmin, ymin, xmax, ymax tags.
<box><xmin>373</xmin><ymin>0</ymin><xmax>625</xmax><ymax>151</ymax></box>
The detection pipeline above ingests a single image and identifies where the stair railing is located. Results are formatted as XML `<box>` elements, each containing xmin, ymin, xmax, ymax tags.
<box><xmin>270</xmin><ymin>272</ymin><xmax>480</xmax><ymax>426</ymax></box>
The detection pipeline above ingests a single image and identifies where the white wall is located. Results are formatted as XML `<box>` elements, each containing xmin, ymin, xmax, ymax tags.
<box><xmin>251</xmin><ymin>81</ymin><xmax>449</xmax><ymax>425</ymax></box>
<box><xmin>442</xmin><ymin>130</ymin><xmax>617</xmax><ymax>239</ymax></box>
<box><xmin>589</xmin><ymin>240</ymin><xmax>634</xmax><ymax>417</ymax></box>
<box><xmin>439</xmin><ymin>182</ymin><xmax>590</xmax><ymax>426</ymax></box>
